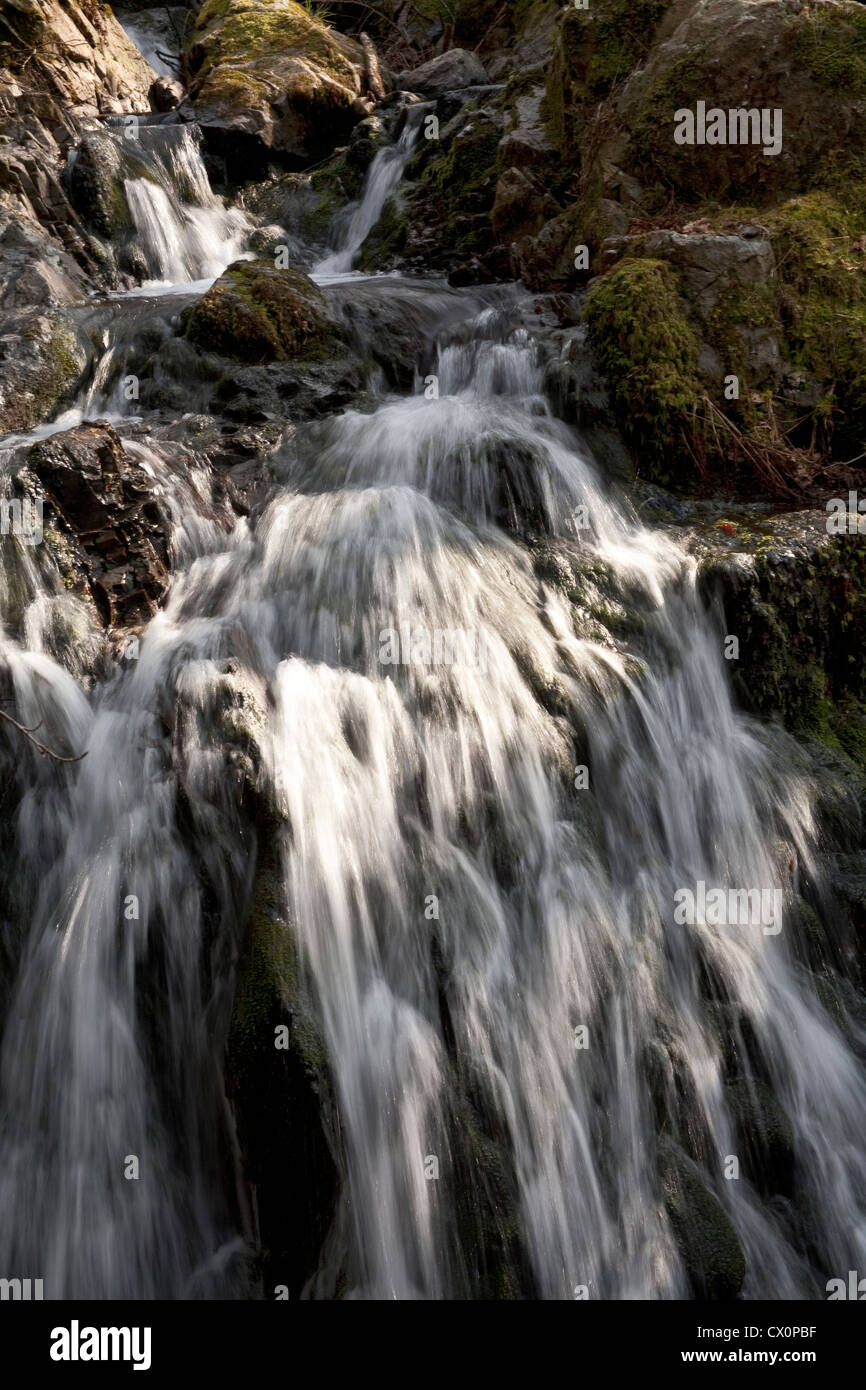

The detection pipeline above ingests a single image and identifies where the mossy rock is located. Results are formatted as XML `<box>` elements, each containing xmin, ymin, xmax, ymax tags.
<box><xmin>659</xmin><ymin>1138</ymin><xmax>746</xmax><ymax>1299</ymax></box>
<box><xmin>584</xmin><ymin>257</ymin><xmax>703</xmax><ymax>481</ymax></box>
<box><xmin>182</xmin><ymin>258</ymin><xmax>341</xmax><ymax>364</ymax></box>
<box><xmin>725</xmin><ymin>1078</ymin><xmax>795</xmax><ymax>1197</ymax></box>
<box><xmin>546</xmin><ymin>0</ymin><xmax>671</xmax><ymax>152</ymax></box>
<box><xmin>186</xmin><ymin>0</ymin><xmax>367</xmax><ymax>163</ymax></box>
<box><xmin>0</xmin><ymin>312</ymin><xmax>91</xmax><ymax>434</ymax></box>
<box><xmin>617</xmin><ymin>0</ymin><xmax>866</xmax><ymax>206</ymax></box>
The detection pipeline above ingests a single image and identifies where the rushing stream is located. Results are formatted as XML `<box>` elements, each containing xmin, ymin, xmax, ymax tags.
<box><xmin>1</xmin><ymin>105</ymin><xmax>865</xmax><ymax>1300</ymax></box>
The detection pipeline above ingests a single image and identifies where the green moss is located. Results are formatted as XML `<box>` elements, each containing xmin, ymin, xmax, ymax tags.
<box><xmin>358</xmin><ymin>195</ymin><xmax>408</xmax><ymax>270</ymax></box>
<box><xmin>183</xmin><ymin>259</ymin><xmax>336</xmax><ymax>364</ymax></box>
<box><xmin>193</xmin><ymin>0</ymin><xmax>357</xmax><ymax>86</ymax></box>
<box><xmin>584</xmin><ymin>258</ymin><xmax>703</xmax><ymax>477</ymax></box>
<box><xmin>791</xmin><ymin>5</ymin><xmax>866</xmax><ymax>90</ymax></box>
<box><xmin>414</xmin><ymin>104</ymin><xmax>503</xmax><ymax>256</ymax></box>
<box><xmin>547</xmin><ymin>0</ymin><xmax>671</xmax><ymax>152</ymax></box>
<box><xmin>760</xmin><ymin>191</ymin><xmax>866</xmax><ymax>439</ymax></box>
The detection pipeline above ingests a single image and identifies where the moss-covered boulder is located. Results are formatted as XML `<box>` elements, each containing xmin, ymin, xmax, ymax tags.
<box><xmin>616</xmin><ymin>0</ymin><xmax>866</xmax><ymax>207</ymax></box>
<box><xmin>695</xmin><ymin>509</ymin><xmax>866</xmax><ymax>755</ymax></box>
<box><xmin>182</xmin><ymin>258</ymin><xmax>342</xmax><ymax>364</ymax></box>
<box><xmin>185</xmin><ymin>0</ymin><xmax>370</xmax><ymax>164</ymax></box>
<box><xmin>584</xmin><ymin>257</ymin><xmax>704</xmax><ymax>481</ymax></box>
<box><xmin>0</xmin><ymin>310</ymin><xmax>90</xmax><ymax>434</ymax></box>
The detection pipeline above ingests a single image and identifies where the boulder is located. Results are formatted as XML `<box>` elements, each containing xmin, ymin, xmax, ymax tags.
<box><xmin>182</xmin><ymin>258</ymin><xmax>342</xmax><ymax>364</ymax></box>
<box><xmin>615</xmin><ymin>0</ymin><xmax>866</xmax><ymax>204</ymax></box>
<box><xmin>149</xmin><ymin>75</ymin><xmax>185</xmax><ymax>113</ymax></box>
<box><xmin>491</xmin><ymin>167</ymin><xmax>547</xmax><ymax>245</ymax></box>
<box><xmin>185</xmin><ymin>0</ymin><xmax>369</xmax><ymax>163</ymax></box>
<box><xmin>396</xmin><ymin>48</ymin><xmax>489</xmax><ymax>95</ymax></box>
<box><xmin>659</xmin><ymin>1138</ymin><xmax>747</xmax><ymax>1299</ymax></box>
<box><xmin>0</xmin><ymin>311</ymin><xmax>91</xmax><ymax>435</ymax></box>
<box><xmin>26</xmin><ymin>422</ymin><xmax>172</xmax><ymax>627</ymax></box>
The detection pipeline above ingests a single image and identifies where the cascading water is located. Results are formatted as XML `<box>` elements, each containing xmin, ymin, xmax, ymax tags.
<box><xmin>315</xmin><ymin>111</ymin><xmax>423</xmax><ymax>278</ymax></box>
<box><xmin>1</xmin><ymin>111</ymin><xmax>866</xmax><ymax>1301</ymax></box>
<box><xmin>117</xmin><ymin>124</ymin><xmax>251</xmax><ymax>289</ymax></box>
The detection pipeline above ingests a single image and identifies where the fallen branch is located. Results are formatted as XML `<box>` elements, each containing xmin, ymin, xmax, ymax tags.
<box><xmin>0</xmin><ymin>705</ymin><xmax>88</xmax><ymax>763</ymax></box>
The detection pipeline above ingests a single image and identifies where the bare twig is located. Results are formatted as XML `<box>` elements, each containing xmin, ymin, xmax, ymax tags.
<box><xmin>0</xmin><ymin>706</ymin><xmax>88</xmax><ymax>763</ymax></box>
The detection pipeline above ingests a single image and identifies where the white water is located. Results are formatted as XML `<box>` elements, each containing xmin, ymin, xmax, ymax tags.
<box><xmin>123</xmin><ymin>126</ymin><xmax>251</xmax><ymax>289</ymax></box>
<box><xmin>1</xmin><ymin>120</ymin><xmax>866</xmax><ymax>1300</ymax></box>
<box><xmin>315</xmin><ymin>114</ymin><xmax>423</xmax><ymax>278</ymax></box>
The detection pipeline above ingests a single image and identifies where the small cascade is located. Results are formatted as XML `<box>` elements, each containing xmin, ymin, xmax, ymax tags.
<box><xmin>112</xmin><ymin>125</ymin><xmax>251</xmax><ymax>289</ymax></box>
<box><xmin>315</xmin><ymin>112</ymin><xmax>424</xmax><ymax>278</ymax></box>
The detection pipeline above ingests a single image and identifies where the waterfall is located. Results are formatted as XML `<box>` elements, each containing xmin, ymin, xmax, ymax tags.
<box><xmin>117</xmin><ymin>125</ymin><xmax>251</xmax><ymax>290</ymax></box>
<box><xmin>315</xmin><ymin>113</ymin><xmax>423</xmax><ymax>278</ymax></box>
<box><xmin>1</xmin><ymin>94</ymin><xmax>866</xmax><ymax>1302</ymax></box>
<box><xmin>2</xmin><ymin>294</ymin><xmax>865</xmax><ymax>1298</ymax></box>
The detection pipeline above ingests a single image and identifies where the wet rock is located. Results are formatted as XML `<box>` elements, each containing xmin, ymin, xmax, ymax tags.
<box><xmin>182</xmin><ymin>258</ymin><xmax>342</xmax><ymax>365</ymax></box>
<box><xmin>225</xmin><ymin>816</ymin><xmax>340</xmax><ymax>1298</ymax></box>
<box><xmin>396</xmin><ymin>48</ymin><xmax>489</xmax><ymax>95</ymax></box>
<box><xmin>68</xmin><ymin>131</ymin><xmax>133</xmax><ymax>240</ymax></box>
<box><xmin>149</xmin><ymin>75</ymin><xmax>184</xmax><ymax>113</ymax></box>
<box><xmin>659</xmin><ymin>1138</ymin><xmax>747</xmax><ymax>1299</ymax></box>
<box><xmin>185</xmin><ymin>0</ymin><xmax>369</xmax><ymax>166</ymax></box>
<box><xmin>0</xmin><ymin>311</ymin><xmax>91</xmax><ymax>434</ymax></box>
<box><xmin>695</xmin><ymin>512</ymin><xmax>866</xmax><ymax>746</ymax></box>
<box><xmin>0</xmin><ymin>217</ymin><xmax>90</xmax><ymax>310</ymax></box>
<box><xmin>26</xmin><ymin>422</ymin><xmax>172</xmax><ymax>627</ymax></box>
<box><xmin>726</xmin><ymin>1078</ymin><xmax>795</xmax><ymax>1197</ymax></box>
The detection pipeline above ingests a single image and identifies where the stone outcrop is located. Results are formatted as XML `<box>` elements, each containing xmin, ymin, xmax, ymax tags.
<box><xmin>0</xmin><ymin>310</ymin><xmax>91</xmax><ymax>434</ymax></box>
<box><xmin>26</xmin><ymin>422</ymin><xmax>172</xmax><ymax>627</ymax></box>
<box><xmin>184</xmin><ymin>0</ymin><xmax>372</xmax><ymax>164</ymax></box>
<box><xmin>396</xmin><ymin>48</ymin><xmax>489</xmax><ymax>95</ymax></box>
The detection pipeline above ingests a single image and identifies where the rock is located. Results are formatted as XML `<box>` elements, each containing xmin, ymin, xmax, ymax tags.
<box><xmin>0</xmin><ymin>217</ymin><xmax>90</xmax><ymax>310</ymax></box>
<box><xmin>26</xmin><ymin>422</ymin><xmax>171</xmax><ymax>627</ymax></box>
<box><xmin>659</xmin><ymin>1139</ymin><xmax>747</xmax><ymax>1299</ymax></box>
<box><xmin>616</xmin><ymin>0</ymin><xmax>866</xmax><ymax>204</ymax></box>
<box><xmin>491</xmin><ymin>167</ymin><xmax>546</xmax><ymax>244</ymax></box>
<box><xmin>185</xmin><ymin>0</ymin><xmax>369</xmax><ymax>165</ymax></box>
<box><xmin>225</xmin><ymin>816</ymin><xmax>340</xmax><ymax>1297</ymax></box>
<box><xmin>396</xmin><ymin>48</ymin><xmax>489</xmax><ymax>95</ymax></box>
<box><xmin>149</xmin><ymin>75</ymin><xmax>184</xmax><ymax>113</ymax></box>
<box><xmin>68</xmin><ymin>132</ymin><xmax>133</xmax><ymax>240</ymax></box>
<box><xmin>498</xmin><ymin>79</ymin><xmax>556</xmax><ymax>170</ymax></box>
<box><xmin>182</xmin><ymin>258</ymin><xmax>342</xmax><ymax>364</ymax></box>
<box><xmin>248</xmin><ymin>223</ymin><xmax>290</xmax><ymax>255</ymax></box>
<box><xmin>0</xmin><ymin>311</ymin><xmax>91</xmax><ymax>434</ymax></box>
<box><xmin>695</xmin><ymin>509</ymin><xmax>866</xmax><ymax>749</ymax></box>
<box><xmin>0</xmin><ymin>0</ymin><xmax>155</xmax><ymax>121</ymax></box>
<box><xmin>726</xmin><ymin>1079</ymin><xmax>795</xmax><ymax>1196</ymax></box>
<box><xmin>620</xmin><ymin>230</ymin><xmax>776</xmax><ymax>319</ymax></box>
